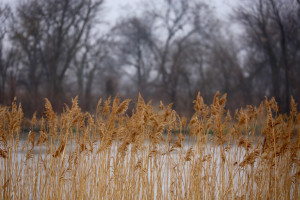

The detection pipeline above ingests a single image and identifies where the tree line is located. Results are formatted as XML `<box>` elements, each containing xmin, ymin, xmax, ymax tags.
<box><xmin>0</xmin><ymin>0</ymin><xmax>299</xmax><ymax>117</ymax></box>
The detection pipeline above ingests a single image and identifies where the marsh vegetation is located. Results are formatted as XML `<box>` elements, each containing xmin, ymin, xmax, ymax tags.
<box><xmin>0</xmin><ymin>92</ymin><xmax>299</xmax><ymax>199</ymax></box>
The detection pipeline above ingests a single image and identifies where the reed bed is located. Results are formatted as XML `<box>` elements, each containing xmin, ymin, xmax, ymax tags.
<box><xmin>0</xmin><ymin>92</ymin><xmax>299</xmax><ymax>199</ymax></box>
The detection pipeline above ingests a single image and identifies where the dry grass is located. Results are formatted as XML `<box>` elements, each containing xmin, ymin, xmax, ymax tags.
<box><xmin>0</xmin><ymin>92</ymin><xmax>299</xmax><ymax>199</ymax></box>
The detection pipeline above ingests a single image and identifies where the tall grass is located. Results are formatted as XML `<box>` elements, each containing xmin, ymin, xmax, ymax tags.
<box><xmin>0</xmin><ymin>92</ymin><xmax>299</xmax><ymax>199</ymax></box>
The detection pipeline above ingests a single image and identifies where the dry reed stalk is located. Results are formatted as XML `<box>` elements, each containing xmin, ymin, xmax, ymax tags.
<box><xmin>0</xmin><ymin>148</ymin><xmax>7</xmax><ymax>158</ymax></box>
<box><xmin>52</xmin><ymin>138</ymin><xmax>66</xmax><ymax>158</ymax></box>
<box><xmin>27</xmin><ymin>130</ymin><xmax>35</xmax><ymax>148</ymax></box>
<box><xmin>37</xmin><ymin>130</ymin><xmax>48</xmax><ymax>145</ymax></box>
<box><xmin>0</xmin><ymin>93</ymin><xmax>299</xmax><ymax>199</ymax></box>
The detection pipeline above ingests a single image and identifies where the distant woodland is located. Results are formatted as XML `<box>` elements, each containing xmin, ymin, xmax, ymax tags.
<box><xmin>0</xmin><ymin>0</ymin><xmax>299</xmax><ymax>116</ymax></box>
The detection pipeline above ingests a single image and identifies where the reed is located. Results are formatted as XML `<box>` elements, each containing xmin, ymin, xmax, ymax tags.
<box><xmin>0</xmin><ymin>92</ymin><xmax>299</xmax><ymax>199</ymax></box>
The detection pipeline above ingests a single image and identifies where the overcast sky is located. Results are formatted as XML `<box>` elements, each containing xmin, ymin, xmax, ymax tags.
<box><xmin>103</xmin><ymin>0</ymin><xmax>236</xmax><ymax>23</ymax></box>
<box><xmin>2</xmin><ymin>0</ymin><xmax>238</xmax><ymax>31</ymax></box>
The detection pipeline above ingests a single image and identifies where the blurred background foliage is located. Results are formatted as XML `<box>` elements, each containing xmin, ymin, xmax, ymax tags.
<box><xmin>0</xmin><ymin>0</ymin><xmax>299</xmax><ymax>117</ymax></box>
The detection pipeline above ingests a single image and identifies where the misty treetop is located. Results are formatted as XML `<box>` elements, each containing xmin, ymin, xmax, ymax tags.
<box><xmin>0</xmin><ymin>0</ymin><xmax>299</xmax><ymax>116</ymax></box>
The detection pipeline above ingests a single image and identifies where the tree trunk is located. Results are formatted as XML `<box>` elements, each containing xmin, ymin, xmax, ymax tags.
<box><xmin>271</xmin><ymin>65</ymin><xmax>281</xmax><ymax>106</ymax></box>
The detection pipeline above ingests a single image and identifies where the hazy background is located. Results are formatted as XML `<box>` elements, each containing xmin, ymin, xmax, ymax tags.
<box><xmin>0</xmin><ymin>0</ymin><xmax>299</xmax><ymax>117</ymax></box>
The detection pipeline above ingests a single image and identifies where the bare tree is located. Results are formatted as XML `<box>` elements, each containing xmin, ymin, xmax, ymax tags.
<box><xmin>234</xmin><ymin>0</ymin><xmax>300</xmax><ymax>112</ymax></box>
<box><xmin>73</xmin><ymin>34</ymin><xmax>111</xmax><ymax>110</ymax></box>
<box><xmin>12</xmin><ymin>0</ymin><xmax>103</xmax><ymax>109</ymax></box>
<box><xmin>111</xmin><ymin>0</ymin><xmax>221</xmax><ymax>112</ymax></box>
<box><xmin>133</xmin><ymin>0</ymin><xmax>217</xmax><ymax>108</ymax></box>
<box><xmin>0</xmin><ymin>4</ymin><xmax>18</xmax><ymax>104</ymax></box>
<box><xmin>146</xmin><ymin>0</ymin><xmax>197</xmax><ymax>106</ymax></box>
<box><xmin>112</xmin><ymin>16</ymin><xmax>156</xmax><ymax>96</ymax></box>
